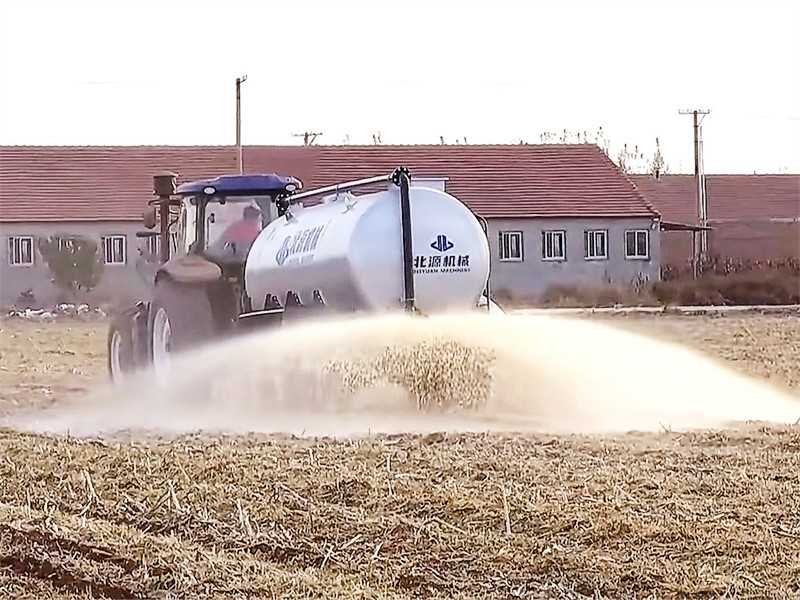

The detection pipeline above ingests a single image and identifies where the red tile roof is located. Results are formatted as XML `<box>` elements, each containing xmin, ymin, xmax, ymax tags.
<box><xmin>631</xmin><ymin>174</ymin><xmax>800</xmax><ymax>224</ymax></box>
<box><xmin>0</xmin><ymin>146</ymin><xmax>236</xmax><ymax>222</ymax></box>
<box><xmin>0</xmin><ymin>144</ymin><xmax>657</xmax><ymax>222</ymax></box>
<box><xmin>296</xmin><ymin>144</ymin><xmax>659</xmax><ymax>219</ymax></box>
<box><xmin>242</xmin><ymin>146</ymin><xmax>319</xmax><ymax>188</ymax></box>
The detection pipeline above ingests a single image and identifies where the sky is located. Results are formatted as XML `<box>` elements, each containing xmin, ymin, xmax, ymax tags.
<box><xmin>0</xmin><ymin>0</ymin><xmax>798</xmax><ymax>174</ymax></box>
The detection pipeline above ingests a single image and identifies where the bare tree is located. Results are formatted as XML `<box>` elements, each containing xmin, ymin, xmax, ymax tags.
<box><xmin>538</xmin><ymin>128</ymin><xmax>670</xmax><ymax>174</ymax></box>
<box><xmin>539</xmin><ymin>127</ymin><xmax>611</xmax><ymax>155</ymax></box>
<box><xmin>650</xmin><ymin>137</ymin><xmax>667</xmax><ymax>178</ymax></box>
<box><xmin>619</xmin><ymin>140</ymin><xmax>670</xmax><ymax>175</ymax></box>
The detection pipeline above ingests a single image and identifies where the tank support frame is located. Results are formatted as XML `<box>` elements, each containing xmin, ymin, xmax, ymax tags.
<box><xmin>392</xmin><ymin>167</ymin><xmax>416</xmax><ymax>312</ymax></box>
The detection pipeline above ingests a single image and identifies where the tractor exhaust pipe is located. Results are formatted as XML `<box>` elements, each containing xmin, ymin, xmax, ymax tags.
<box><xmin>152</xmin><ymin>172</ymin><xmax>178</xmax><ymax>264</ymax></box>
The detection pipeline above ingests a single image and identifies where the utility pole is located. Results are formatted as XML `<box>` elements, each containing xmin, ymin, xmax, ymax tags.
<box><xmin>292</xmin><ymin>131</ymin><xmax>322</xmax><ymax>146</ymax></box>
<box><xmin>236</xmin><ymin>75</ymin><xmax>248</xmax><ymax>174</ymax></box>
<box><xmin>679</xmin><ymin>108</ymin><xmax>711</xmax><ymax>266</ymax></box>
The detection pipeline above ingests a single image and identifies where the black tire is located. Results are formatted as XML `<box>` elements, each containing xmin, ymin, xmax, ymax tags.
<box><xmin>149</xmin><ymin>277</ymin><xmax>216</xmax><ymax>384</ymax></box>
<box><xmin>108</xmin><ymin>316</ymin><xmax>135</xmax><ymax>384</ymax></box>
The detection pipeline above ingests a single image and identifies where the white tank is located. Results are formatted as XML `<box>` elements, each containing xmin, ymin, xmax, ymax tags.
<box><xmin>244</xmin><ymin>185</ymin><xmax>490</xmax><ymax>313</ymax></box>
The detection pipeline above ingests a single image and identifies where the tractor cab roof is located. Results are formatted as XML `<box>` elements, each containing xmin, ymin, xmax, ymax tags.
<box><xmin>175</xmin><ymin>173</ymin><xmax>302</xmax><ymax>197</ymax></box>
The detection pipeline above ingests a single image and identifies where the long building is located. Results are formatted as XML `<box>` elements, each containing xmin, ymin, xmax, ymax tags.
<box><xmin>0</xmin><ymin>144</ymin><xmax>692</xmax><ymax>306</ymax></box>
<box><xmin>632</xmin><ymin>174</ymin><xmax>800</xmax><ymax>265</ymax></box>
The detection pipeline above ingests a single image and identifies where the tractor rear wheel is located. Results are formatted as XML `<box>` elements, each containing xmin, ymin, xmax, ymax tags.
<box><xmin>149</xmin><ymin>277</ymin><xmax>216</xmax><ymax>384</ymax></box>
<box><xmin>108</xmin><ymin>316</ymin><xmax>135</xmax><ymax>384</ymax></box>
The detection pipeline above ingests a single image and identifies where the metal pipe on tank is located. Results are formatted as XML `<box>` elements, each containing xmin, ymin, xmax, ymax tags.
<box><xmin>396</xmin><ymin>168</ymin><xmax>416</xmax><ymax>312</ymax></box>
<box><xmin>288</xmin><ymin>173</ymin><xmax>392</xmax><ymax>204</ymax></box>
<box><xmin>475</xmin><ymin>214</ymin><xmax>492</xmax><ymax>312</ymax></box>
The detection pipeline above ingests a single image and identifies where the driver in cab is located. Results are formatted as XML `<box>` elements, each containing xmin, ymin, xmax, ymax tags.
<box><xmin>223</xmin><ymin>205</ymin><xmax>262</xmax><ymax>247</ymax></box>
<box><xmin>211</xmin><ymin>205</ymin><xmax>263</xmax><ymax>260</ymax></box>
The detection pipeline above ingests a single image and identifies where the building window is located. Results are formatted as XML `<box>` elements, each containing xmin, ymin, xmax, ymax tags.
<box><xmin>102</xmin><ymin>235</ymin><xmax>127</xmax><ymax>265</ymax></box>
<box><xmin>146</xmin><ymin>234</ymin><xmax>160</xmax><ymax>258</ymax></box>
<box><xmin>499</xmin><ymin>231</ymin><xmax>523</xmax><ymax>261</ymax></box>
<box><xmin>145</xmin><ymin>233</ymin><xmax>178</xmax><ymax>259</ymax></box>
<box><xmin>584</xmin><ymin>230</ymin><xmax>608</xmax><ymax>260</ymax></box>
<box><xmin>625</xmin><ymin>229</ymin><xmax>649</xmax><ymax>259</ymax></box>
<box><xmin>542</xmin><ymin>230</ymin><xmax>566</xmax><ymax>261</ymax></box>
<box><xmin>56</xmin><ymin>237</ymin><xmax>71</xmax><ymax>251</ymax></box>
<box><xmin>145</xmin><ymin>231</ymin><xmax>178</xmax><ymax>258</ymax></box>
<box><xmin>8</xmin><ymin>236</ymin><xmax>34</xmax><ymax>266</ymax></box>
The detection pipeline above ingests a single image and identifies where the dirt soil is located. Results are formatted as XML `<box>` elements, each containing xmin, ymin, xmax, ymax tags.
<box><xmin>592</xmin><ymin>312</ymin><xmax>800</xmax><ymax>393</ymax></box>
<box><xmin>0</xmin><ymin>319</ymin><xmax>106</xmax><ymax>417</ymax></box>
<box><xmin>0</xmin><ymin>313</ymin><xmax>799</xmax><ymax>599</ymax></box>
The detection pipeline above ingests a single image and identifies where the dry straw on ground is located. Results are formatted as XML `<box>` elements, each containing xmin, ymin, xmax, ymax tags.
<box><xmin>324</xmin><ymin>338</ymin><xmax>496</xmax><ymax>411</ymax></box>
<box><xmin>0</xmin><ymin>426</ymin><xmax>799</xmax><ymax>599</ymax></box>
<box><xmin>0</xmin><ymin>312</ymin><xmax>799</xmax><ymax>599</ymax></box>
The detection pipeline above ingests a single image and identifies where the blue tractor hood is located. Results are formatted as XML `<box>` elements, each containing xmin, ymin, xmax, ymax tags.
<box><xmin>176</xmin><ymin>173</ymin><xmax>302</xmax><ymax>197</ymax></box>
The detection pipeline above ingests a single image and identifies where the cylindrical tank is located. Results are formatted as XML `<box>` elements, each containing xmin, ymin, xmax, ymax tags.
<box><xmin>244</xmin><ymin>185</ymin><xmax>490</xmax><ymax>313</ymax></box>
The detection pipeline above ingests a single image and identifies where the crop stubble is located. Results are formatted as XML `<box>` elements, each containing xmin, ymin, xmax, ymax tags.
<box><xmin>0</xmin><ymin>313</ymin><xmax>798</xmax><ymax>599</ymax></box>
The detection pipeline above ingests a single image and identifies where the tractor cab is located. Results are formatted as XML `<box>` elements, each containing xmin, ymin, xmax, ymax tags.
<box><xmin>173</xmin><ymin>174</ymin><xmax>301</xmax><ymax>265</ymax></box>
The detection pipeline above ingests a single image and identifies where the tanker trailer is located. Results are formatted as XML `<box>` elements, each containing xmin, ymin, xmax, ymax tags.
<box><xmin>108</xmin><ymin>167</ymin><xmax>494</xmax><ymax>382</ymax></box>
<box><xmin>245</xmin><ymin>174</ymin><xmax>490</xmax><ymax>315</ymax></box>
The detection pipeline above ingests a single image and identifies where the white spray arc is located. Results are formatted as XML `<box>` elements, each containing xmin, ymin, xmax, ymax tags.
<box><xmin>11</xmin><ymin>314</ymin><xmax>800</xmax><ymax>438</ymax></box>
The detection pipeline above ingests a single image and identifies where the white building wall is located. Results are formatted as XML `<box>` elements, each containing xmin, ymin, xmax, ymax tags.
<box><xmin>0</xmin><ymin>221</ymin><xmax>154</xmax><ymax>307</ymax></box>
<box><xmin>486</xmin><ymin>217</ymin><xmax>661</xmax><ymax>300</ymax></box>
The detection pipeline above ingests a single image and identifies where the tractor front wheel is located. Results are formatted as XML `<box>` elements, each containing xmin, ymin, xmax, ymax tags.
<box><xmin>108</xmin><ymin>316</ymin><xmax>135</xmax><ymax>384</ymax></box>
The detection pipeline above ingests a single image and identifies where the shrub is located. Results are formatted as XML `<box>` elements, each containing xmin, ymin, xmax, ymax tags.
<box><xmin>536</xmin><ymin>260</ymin><xmax>799</xmax><ymax>308</ymax></box>
<box><xmin>653</xmin><ymin>262</ymin><xmax>799</xmax><ymax>306</ymax></box>
<box><xmin>490</xmin><ymin>288</ymin><xmax>537</xmax><ymax>309</ymax></box>
<box><xmin>661</xmin><ymin>255</ymin><xmax>800</xmax><ymax>280</ymax></box>
<box><xmin>540</xmin><ymin>284</ymin><xmax>657</xmax><ymax>308</ymax></box>
<box><xmin>38</xmin><ymin>235</ymin><xmax>104</xmax><ymax>301</ymax></box>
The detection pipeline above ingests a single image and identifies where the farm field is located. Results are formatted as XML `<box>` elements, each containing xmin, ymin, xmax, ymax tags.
<box><xmin>0</xmin><ymin>312</ymin><xmax>799</xmax><ymax>599</ymax></box>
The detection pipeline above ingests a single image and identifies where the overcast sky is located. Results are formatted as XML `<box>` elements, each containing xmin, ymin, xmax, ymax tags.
<box><xmin>1</xmin><ymin>0</ymin><xmax>798</xmax><ymax>174</ymax></box>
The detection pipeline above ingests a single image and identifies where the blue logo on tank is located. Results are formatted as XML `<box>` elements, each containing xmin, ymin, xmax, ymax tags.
<box><xmin>275</xmin><ymin>236</ymin><xmax>291</xmax><ymax>265</ymax></box>
<box><xmin>430</xmin><ymin>234</ymin><xmax>454</xmax><ymax>252</ymax></box>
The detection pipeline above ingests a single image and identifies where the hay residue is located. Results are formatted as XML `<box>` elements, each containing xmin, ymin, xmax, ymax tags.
<box><xmin>1</xmin><ymin>426</ymin><xmax>800</xmax><ymax>599</ymax></box>
<box><xmin>323</xmin><ymin>338</ymin><xmax>496</xmax><ymax>411</ymax></box>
